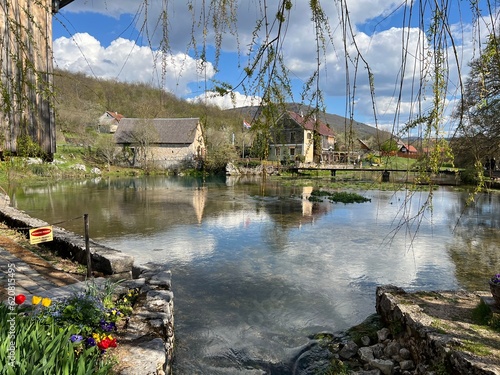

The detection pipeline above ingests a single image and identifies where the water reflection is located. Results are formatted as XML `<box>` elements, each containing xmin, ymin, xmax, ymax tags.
<box><xmin>9</xmin><ymin>178</ymin><xmax>500</xmax><ymax>374</ymax></box>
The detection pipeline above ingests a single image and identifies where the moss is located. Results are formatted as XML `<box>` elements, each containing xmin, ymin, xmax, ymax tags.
<box><xmin>459</xmin><ymin>340</ymin><xmax>492</xmax><ymax>356</ymax></box>
<box><xmin>346</xmin><ymin>314</ymin><xmax>383</xmax><ymax>345</ymax></box>
<box><xmin>309</xmin><ymin>189</ymin><xmax>371</xmax><ymax>204</ymax></box>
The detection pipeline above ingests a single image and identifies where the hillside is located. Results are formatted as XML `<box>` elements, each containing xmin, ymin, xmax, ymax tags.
<box><xmin>225</xmin><ymin>103</ymin><xmax>391</xmax><ymax>140</ymax></box>
<box><xmin>52</xmin><ymin>69</ymin><xmax>390</xmax><ymax>144</ymax></box>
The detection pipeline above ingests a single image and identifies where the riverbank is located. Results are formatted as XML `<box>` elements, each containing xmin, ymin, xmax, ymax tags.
<box><xmin>0</xmin><ymin>195</ymin><xmax>175</xmax><ymax>375</ymax></box>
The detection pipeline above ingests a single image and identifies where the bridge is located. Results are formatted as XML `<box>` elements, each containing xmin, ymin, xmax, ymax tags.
<box><xmin>288</xmin><ymin>163</ymin><xmax>459</xmax><ymax>183</ymax></box>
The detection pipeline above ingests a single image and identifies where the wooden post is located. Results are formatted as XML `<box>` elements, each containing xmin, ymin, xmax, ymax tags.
<box><xmin>84</xmin><ymin>213</ymin><xmax>92</xmax><ymax>278</ymax></box>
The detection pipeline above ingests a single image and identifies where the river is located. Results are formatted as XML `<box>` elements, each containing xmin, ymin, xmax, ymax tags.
<box><xmin>9</xmin><ymin>176</ymin><xmax>500</xmax><ymax>374</ymax></box>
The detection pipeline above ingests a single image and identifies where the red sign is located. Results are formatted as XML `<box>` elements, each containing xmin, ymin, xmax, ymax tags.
<box><xmin>31</xmin><ymin>228</ymin><xmax>52</xmax><ymax>236</ymax></box>
<box><xmin>29</xmin><ymin>226</ymin><xmax>53</xmax><ymax>244</ymax></box>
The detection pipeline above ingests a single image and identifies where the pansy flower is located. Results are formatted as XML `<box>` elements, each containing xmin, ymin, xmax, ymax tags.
<box><xmin>70</xmin><ymin>334</ymin><xmax>83</xmax><ymax>344</ymax></box>
<box><xmin>99</xmin><ymin>319</ymin><xmax>116</xmax><ymax>332</ymax></box>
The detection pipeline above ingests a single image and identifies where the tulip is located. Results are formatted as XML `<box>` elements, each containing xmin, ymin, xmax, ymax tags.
<box><xmin>32</xmin><ymin>295</ymin><xmax>42</xmax><ymax>305</ymax></box>
<box><xmin>14</xmin><ymin>294</ymin><xmax>26</xmax><ymax>305</ymax></box>
<box><xmin>41</xmin><ymin>297</ymin><xmax>52</xmax><ymax>307</ymax></box>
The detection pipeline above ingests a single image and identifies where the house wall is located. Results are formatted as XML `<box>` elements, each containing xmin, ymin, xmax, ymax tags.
<box><xmin>269</xmin><ymin>119</ymin><xmax>314</xmax><ymax>163</ymax></box>
<box><xmin>123</xmin><ymin>124</ymin><xmax>205</xmax><ymax>169</ymax></box>
<box><xmin>0</xmin><ymin>0</ymin><xmax>56</xmax><ymax>157</ymax></box>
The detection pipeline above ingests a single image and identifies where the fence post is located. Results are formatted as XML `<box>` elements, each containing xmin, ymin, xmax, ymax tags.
<box><xmin>84</xmin><ymin>213</ymin><xmax>92</xmax><ymax>278</ymax></box>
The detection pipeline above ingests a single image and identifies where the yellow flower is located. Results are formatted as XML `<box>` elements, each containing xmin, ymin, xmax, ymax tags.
<box><xmin>42</xmin><ymin>297</ymin><xmax>52</xmax><ymax>307</ymax></box>
<box><xmin>32</xmin><ymin>296</ymin><xmax>42</xmax><ymax>305</ymax></box>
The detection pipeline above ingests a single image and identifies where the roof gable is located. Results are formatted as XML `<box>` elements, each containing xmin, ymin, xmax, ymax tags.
<box><xmin>285</xmin><ymin>111</ymin><xmax>335</xmax><ymax>137</ymax></box>
<box><xmin>114</xmin><ymin>118</ymin><xmax>200</xmax><ymax>144</ymax></box>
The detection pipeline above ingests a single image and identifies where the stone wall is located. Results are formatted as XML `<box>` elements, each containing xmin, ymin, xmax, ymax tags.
<box><xmin>115</xmin><ymin>265</ymin><xmax>175</xmax><ymax>375</ymax></box>
<box><xmin>0</xmin><ymin>194</ymin><xmax>133</xmax><ymax>278</ymax></box>
<box><xmin>0</xmin><ymin>193</ymin><xmax>174</xmax><ymax>374</ymax></box>
<box><xmin>375</xmin><ymin>285</ymin><xmax>499</xmax><ymax>375</ymax></box>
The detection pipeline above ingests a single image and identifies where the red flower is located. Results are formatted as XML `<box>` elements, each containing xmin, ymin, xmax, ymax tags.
<box><xmin>14</xmin><ymin>294</ymin><xmax>26</xmax><ymax>305</ymax></box>
<box><xmin>97</xmin><ymin>337</ymin><xmax>117</xmax><ymax>350</ymax></box>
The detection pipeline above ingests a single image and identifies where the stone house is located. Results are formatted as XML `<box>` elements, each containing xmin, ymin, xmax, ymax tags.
<box><xmin>268</xmin><ymin>111</ymin><xmax>336</xmax><ymax>164</ymax></box>
<box><xmin>114</xmin><ymin>118</ymin><xmax>205</xmax><ymax>169</ymax></box>
<box><xmin>98</xmin><ymin>111</ymin><xmax>124</xmax><ymax>133</ymax></box>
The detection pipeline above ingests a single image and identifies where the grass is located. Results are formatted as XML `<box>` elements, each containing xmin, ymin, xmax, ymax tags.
<box><xmin>459</xmin><ymin>340</ymin><xmax>492</xmax><ymax>356</ymax></box>
<box><xmin>471</xmin><ymin>300</ymin><xmax>500</xmax><ymax>331</ymax></box>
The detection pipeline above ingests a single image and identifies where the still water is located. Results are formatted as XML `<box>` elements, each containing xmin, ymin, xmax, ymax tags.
<box><xmin>9</xmin><ymin>176</ymin><xmax>500</xmax><ymax>373</ymax></box>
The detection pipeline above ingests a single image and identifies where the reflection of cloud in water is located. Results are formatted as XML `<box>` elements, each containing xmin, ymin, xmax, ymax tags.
<box><xmin>204</xmin><ymin>210</ymin><xmax>270</xmax><ymax>229</ymax></box>
<box><xmin>105</xmin><ymin>230</ymin><xmax>216</xmax><ymax>265</ymax></box>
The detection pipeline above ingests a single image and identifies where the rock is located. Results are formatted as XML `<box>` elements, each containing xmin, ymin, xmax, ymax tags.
<box><xmin>149</xmin><ymin>270</ymin><xmax>172</xmax><ymax>289</ymax></box>
<box><xmin>399</xmin><ymin>347</ymin><xmax>411</xmax><ymax>360</ymax></box>
<box><xmin>72</xmin><ymin>163</ymin><xmax>86</xmax><ymax>171</ymax></box>
<box><xmin>339</xmin><ymin>340</ymin><xmax>359</xmax><ymax>360</ymax></box>
<box><xmin>399</xmin><ymin>359</ymin><xmax>415</xmax><ymax>371</ymax></box>
<box><xmin>377</xmin><ymin>328</ymin><xmax>391</xmax><ymax>342</ymax></box>
<box><xmin>369</xmin><ymin>359</ymin><xmax>394</xmax><ymax>375</ymax></box>
<box><xmin>370</xmin><ymin>343</ymin><xmax>385</xmax><ymax>359</ymax></box>
<box><xmin>119</xmin><ymin>338</ymin><xmax>166</xmax><ymax>375</ymax></box>
<box><xmin>351</xmin><ymin>370</ymin><xmax>381</xmax><ymax>375</ymax></box>
<box><xmin>384</xmin><ymin>341</ymin><xmax>401</xmax><ymax>358</ymax></box>
<box><xmin>358</xmin><ymin>347</ymin><xmax>375</xmax><ymax>363</ymax></box>
<box><xmin>361</xmin><ymin>335</ymin><xmax>371</xmax><ymax>346</ymax></box>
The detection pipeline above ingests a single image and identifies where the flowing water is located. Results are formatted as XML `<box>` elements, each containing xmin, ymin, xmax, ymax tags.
<box><xmin>9</xmin><ymin>176</ymin><xmax>500</xmax><ymax>374</ymax></box>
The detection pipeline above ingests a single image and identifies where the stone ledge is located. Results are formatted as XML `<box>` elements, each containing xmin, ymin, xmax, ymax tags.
<box><xmin>376</xmin><ymin>285</ymin><xmax>500</xmax><ymax>375</ymax></box>
<box><xmin>116</xmin><ymin>264</ymin><xmax>175</xmax><ymax>375</ymax></box>
<box><xmin>0</xmin><ymin>194</ymin><xmax>133</xmax><ymax>277</ymax></box>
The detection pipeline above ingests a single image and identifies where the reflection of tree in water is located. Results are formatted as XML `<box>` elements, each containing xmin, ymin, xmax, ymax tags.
<box><xmin>447</xmin><ymin>192</ymin><xmax>500</xmax><ymax>290</ymax></box>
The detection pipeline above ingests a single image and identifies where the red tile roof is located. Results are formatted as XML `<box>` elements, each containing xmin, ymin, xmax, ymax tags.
<box><xmin>286</xmin><ymin>111</ymin><xmax>335</xmax><ymax>137</ymax></box>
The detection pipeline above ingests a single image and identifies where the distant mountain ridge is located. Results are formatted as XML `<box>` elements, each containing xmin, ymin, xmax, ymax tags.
<box><xmin>225</xmin><ymin>103</ymin><xmax>391</xmax><ymax>140</ymax></box>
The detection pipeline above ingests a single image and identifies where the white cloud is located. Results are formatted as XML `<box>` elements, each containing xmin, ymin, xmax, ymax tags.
<box><xmin>56</xmin><ymin>0</ymin><xmax>494</xmax><ymax>126</ymax></box>
<box><xmin>53</xmin><ymin>33</ymin><xmax>216</xmax><ymax>96</ymax></box>
<box><xmin>187</xmin><ymin>91</ymin><xmax>262</xmax><ymax>109</ymax></box>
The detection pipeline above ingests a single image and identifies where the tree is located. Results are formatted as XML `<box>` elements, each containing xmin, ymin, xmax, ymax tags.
<box><xmin>130</xmin><ymin>120</ymin><xmax>159</xmax><ymax>172</ymax></box>
<box><xmin>454</xmin><ymin>34</ymin><xmax>500</xmax><ymax>171</ymax></box>
<box><xmin>94</xmin><ymin>135</ymin><xmax>119</xmax><ymax>171</ymax></box>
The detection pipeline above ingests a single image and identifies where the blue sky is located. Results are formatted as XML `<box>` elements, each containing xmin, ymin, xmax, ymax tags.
<box><xmin>51</xmin><ymin>1</ymin><xmax>495</xmax><ymax>135</ymax></box>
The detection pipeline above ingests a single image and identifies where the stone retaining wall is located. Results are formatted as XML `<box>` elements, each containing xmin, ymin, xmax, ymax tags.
<box><xmin>0</xmin><ymin>194</ymin><xmax>133</xmax><ymax>278</ymax></box>
<box><xmin>376</xmin><ymin>285</ymin><xmax>499</xmax><ymax>375</ymax></box>
<box><xmin>0</xmin><ymin>194</ymin><xmax>174</xmax><ymax>375</ymax></box>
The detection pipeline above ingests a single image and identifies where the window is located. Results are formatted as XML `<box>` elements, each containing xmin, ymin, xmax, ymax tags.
<box><xmin>290</xmin><ymin>132</ymin><xmax>296</xmax><ymax>143</ymax></box>
<box><xmin>289</xmin><ymin>147</ymin><xmax>295</xmax><ymax>156</ymax></box>
<box><xmin>275</xmin><ymin>147</ymin><xmax>281</xmax><ymax>157</ymax></box>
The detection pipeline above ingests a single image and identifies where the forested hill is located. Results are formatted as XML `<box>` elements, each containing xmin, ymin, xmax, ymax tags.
<box><xmin>53</xmin><ymin>69</ymin><xmax>388</xmax><ymax>142</ymax></box>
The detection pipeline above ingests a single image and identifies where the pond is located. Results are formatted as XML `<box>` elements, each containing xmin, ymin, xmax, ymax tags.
<box><xmin>9</xmin><ymin>176</ymin><xmax>500</xmax><ymax>374</ymax></box>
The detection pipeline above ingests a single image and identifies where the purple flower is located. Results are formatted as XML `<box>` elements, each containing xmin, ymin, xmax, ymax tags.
<box><xmin>85</xmin><ymin>337</ymin><xmax>96</xmax><ymax>347</ymax></box>
<box><xmin>99</xmin><ymin>319</ymin><xmax>116</xmax><ymax>332</ymax></box>
<box><xmin>70</xmin><ymin>334</ymin><xmax>83</xmax><ymax>343</ymax></box>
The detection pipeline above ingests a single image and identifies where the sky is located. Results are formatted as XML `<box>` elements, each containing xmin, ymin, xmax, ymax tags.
<box><xmin>51</xmin><ymin>0</ymin><xmax>497</xmax><ymax>135</ymax></box>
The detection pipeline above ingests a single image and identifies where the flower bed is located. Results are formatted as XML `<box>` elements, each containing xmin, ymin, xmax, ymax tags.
<box><xmin>1</xmin><ymin>279</ymin><xmax>138</xmax><ymax>374</ymax></box>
